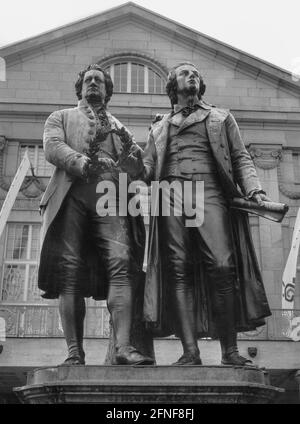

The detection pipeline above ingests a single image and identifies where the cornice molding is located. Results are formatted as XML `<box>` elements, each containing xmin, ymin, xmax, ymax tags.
<box><xmin>248</xmin><ymin>144</ymin><xmax>282</xmax><ymax>170</ymax></box>
<box><xmin>248</xmin><ymin>143</ymin><xmax>300</xmax><ymax>199</ymax></box>
<box><xmin>1</xmin><ymin>103</ymin><xmax>300</xmax><ymax>127</ymax></box>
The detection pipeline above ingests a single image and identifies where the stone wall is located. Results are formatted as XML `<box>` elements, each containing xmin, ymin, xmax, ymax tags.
<box><xmin>0</xmin><ymin>21</ymin><xmax>299</xmax><ymax>110</ymax></box>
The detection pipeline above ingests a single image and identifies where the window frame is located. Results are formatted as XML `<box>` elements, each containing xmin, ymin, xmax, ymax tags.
<box><xmin>106</xmin><ymin>61</ymin><xmax>165</xmax><ymax>94</ymax></box>
<box><xmin>19</xmin><ymin>143</ymin><xmax>54</xmax><ymax>178</ymax></box>
<box><xmin>0</xmin><ymin>222</ymin><xmax>45</xmax><ymax>305</ymax></box>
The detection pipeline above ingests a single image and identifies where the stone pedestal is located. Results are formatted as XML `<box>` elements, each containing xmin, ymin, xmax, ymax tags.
<box><xmin>14</xmin><ymin>365</ymin><xmax>283</xmax><ymax>404</ymax></box>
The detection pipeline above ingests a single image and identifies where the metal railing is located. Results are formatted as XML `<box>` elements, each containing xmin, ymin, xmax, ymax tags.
<box><xmin>0</xmin><ymin>304</ymin><xmax>299</xmax><ymax>341</ymax></box>
<box><xmin>0</xmin><ymin>303</ymin><xmax>110</xmax><ymax>338</ymax></box>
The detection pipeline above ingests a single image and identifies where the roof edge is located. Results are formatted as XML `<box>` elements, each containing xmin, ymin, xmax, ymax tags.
<box><xmin>0</xmin><ymin>2</ymin><xmax>299</xmax><ymax>94</ymax></box>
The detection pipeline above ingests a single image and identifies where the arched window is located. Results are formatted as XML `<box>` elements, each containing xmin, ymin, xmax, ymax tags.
<box><xmin>104</xmin><ymin>61</ymin><xmax>166</xmax><ymax>94</ymax></box>
<box><xmin>1</xmin><ymin>223</ymin><xmax>43</xmax><ymax>303</ymax></box>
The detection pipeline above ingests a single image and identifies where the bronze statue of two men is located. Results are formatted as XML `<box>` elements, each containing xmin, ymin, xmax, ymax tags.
<box><xmin>38</xmin><ymin>62</ymin><xmax>272</xmax><ymax>367</ymax></box>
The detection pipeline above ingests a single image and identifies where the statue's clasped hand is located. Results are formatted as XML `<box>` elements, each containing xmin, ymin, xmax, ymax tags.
<box><xmin>96</xmin><ymin>157</ymin><xmax>117</xmax><ymax>171</ymax></box>
<box><xmin>118</xmin><ymin>147</ymin><xmax>144</xmax><ymax>178</ymax></box>
<box><xmin>82</xmin><ymin>157</ymin><xmax>117</xmax><ymax>180</ymax></box>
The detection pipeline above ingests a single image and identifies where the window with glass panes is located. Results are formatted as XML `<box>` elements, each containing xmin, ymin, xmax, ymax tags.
<box><xmin>148</xmin><ymin>67</ymin><xmax>165</xmax><ymax>94</ymax></box>
<box><xmin>105</xmin><ymin>62</ymin><xmax>165</xmax><ymax>94</ymax></box>
<box><xmin>19</xmin><ymin>145</ymin><xmax>54</xmax><ymax>177</ymax></box>
<box><xmin>1</xmin><ymin>223</ymin><xmax>43</xmax><ymax>303</ymax></box>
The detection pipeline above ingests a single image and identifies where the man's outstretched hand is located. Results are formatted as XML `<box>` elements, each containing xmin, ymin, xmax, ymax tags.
<box><xmin>82</xmin><ymin>157</ymin><xmax>117</xmax><ymax>179</ymax></box>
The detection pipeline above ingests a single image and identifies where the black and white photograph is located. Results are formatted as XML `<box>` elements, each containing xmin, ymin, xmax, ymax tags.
<box><xmin>0</xmin><ymin>0</ymin><xmax>299</xmax><ymax>408</ymax></box>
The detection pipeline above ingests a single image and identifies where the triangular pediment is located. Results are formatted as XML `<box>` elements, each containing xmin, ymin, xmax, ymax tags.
<box><xmin>0</xmin><ymin>2</ymin><xmax>299</xmax><ymax>98</ymax></box>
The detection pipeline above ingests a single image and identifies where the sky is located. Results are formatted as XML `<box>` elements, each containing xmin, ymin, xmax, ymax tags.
<box><xmin>0</xmin><ymin>0</ymin><xmax>299</xmax><ymax>73</ymax></box>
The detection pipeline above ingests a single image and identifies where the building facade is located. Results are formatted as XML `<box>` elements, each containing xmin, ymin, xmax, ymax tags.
<box><xmin>0</xmin><ymin>2</ymin><xmax>300</xmax><ymax>403</ymax></box>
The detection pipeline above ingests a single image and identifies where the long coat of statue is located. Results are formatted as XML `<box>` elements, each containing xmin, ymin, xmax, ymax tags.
<box><xmin>142</xmin><ymin>102</ymin><xmax>272</xmax><ymax>338</ymax></box>
<box><xmin>38</xmin><ymin>100</ymin><xmax>145</xmax><ymax>300</ymax></box>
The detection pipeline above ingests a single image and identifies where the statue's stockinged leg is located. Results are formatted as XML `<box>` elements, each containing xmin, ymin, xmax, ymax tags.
<box><xmin>212</xmin><ymin>274</ymin><xmax>253</xmax><ymax>366</ymax></box>
<box><xmin>107</xmin><ymin>281</ymin><xmax>133</xmax><ymax>348</ymax></box>
<box><xmin>59</xmin><ymin>293</ymin><xmax>86</xmax><ymax>365</ymax></box>
<box><xmin>159</xmin><ymin>200</ymin><xmax>202</xmax><ymax>366</ymax></box>
<box><xmin>171</xmin><ymin>280</ymin><xmax>202</xmax><ymax>365</ymax></box>
<box><xmin>107</xmin><ymin>278</ymin><xmax>153</xmax><ymax>365</ymax></box>
<box><xmin>97</xmin><ymin>217</ymin><xmax>154</xmax><ymax>366</ymax></box>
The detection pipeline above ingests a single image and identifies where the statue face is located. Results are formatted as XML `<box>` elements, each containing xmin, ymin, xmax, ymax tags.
<box><xmin>175</xmin><ymin>64</ymin><xmax>200</xmax><ymax>97</ymax></box>
<box><xmin>81</xmin><ymin>69</ymin><xmax>106</xmax><ymax>103</ymax></box>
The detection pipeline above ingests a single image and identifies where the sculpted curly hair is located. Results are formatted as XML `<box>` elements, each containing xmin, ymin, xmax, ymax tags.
<box><xmin>75</xmin><ymin>64</ymin><xmax>113</xmax><ymax>105</ymax></box>
<box><xmin>166</xmin><ymin>62</ymin><xmax>206</xmax><ymax>108</ymax></box>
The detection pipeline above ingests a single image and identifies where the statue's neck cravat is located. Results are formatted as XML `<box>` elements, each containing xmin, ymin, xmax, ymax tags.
<box><xmin>172</xmin><ymin>102</ymin><xmax>202</xmax><ymax>118</ymax></box>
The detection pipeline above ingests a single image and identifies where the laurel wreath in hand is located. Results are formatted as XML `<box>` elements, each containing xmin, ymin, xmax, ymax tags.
<box><xmin>83</xmin><ymin>123</ymin><xmax>134</xmax><ymax>180</ymax></box>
